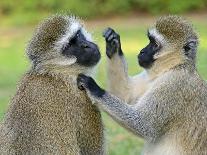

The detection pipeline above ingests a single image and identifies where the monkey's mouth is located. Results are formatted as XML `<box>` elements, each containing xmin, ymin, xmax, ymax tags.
<box><xmin>86</xmin><ymin>52</ymin><xmax>101</xmax><ymax>66</ymax></box>
<box><xmin>137</xmin><ymin>53</ymin><xmax>155</xmax><ymax>69</ymax></box>
<box><xmin>77</xmin><ymin>49</ymin><xmax>101</xmax><ymax>67</ymax></box>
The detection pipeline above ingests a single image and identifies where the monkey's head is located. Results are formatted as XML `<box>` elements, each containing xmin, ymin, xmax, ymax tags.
<box><xmin>27</xmin><ymin>15</ymin><xmax>100</xmax><ymax>74</ymax></box>
<box><xmin>138</xmin><ymin>15</ymin><xmax>198</xmax><ymax>70</ymax></box>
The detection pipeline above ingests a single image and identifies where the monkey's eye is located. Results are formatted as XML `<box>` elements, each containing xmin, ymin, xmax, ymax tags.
<box><xmin>81</xmin><ymin>43</ymin><xmax>89</xmax><ymax>49</ymax></box>
<box><xmin>76</xmin><ymin>30</ymin><xmax>81</xmax><ymax>38</ymax></box>
<box><xmin>68</xmin><ymin>42</ymin><xmax>72</xmax><ymax>47</ymax></box>
<box><xmin>153</xmin><ymin>42</ymin><xmax>160</xmax><ymax>51</ymax></box>
<box><xmin>154</xmin><ymin>42</ymin><xmax>159</xmax><ymax>48</ymax></box>
<box><xmin>69</xmin><ymin>37</ymin><xmax>76</xmax><ymax>45</ymax></box>
<box><xmin>62</xmin><ymin>39</ymin><xmax>73</xmax><ymax>51</ymax></box>
<box><xmin>149</xmin><ymin>36</ymin><xmax>154</xmax><ymax>42</ymax></box>
<box><xmin>62</xmin><ymin>42</ymin><xmax>71</xmax><ymax>51</ymax></box>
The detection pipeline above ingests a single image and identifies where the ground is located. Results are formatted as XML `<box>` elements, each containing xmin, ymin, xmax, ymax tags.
<box><xmin>0</xmin><ymin>14</ymin><xmax>207</xmax><ymax>155</ymax></box>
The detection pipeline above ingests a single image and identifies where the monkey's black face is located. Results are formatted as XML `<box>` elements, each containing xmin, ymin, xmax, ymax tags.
<box><xmin>138</xmin><ymin>32</ymin><xmax>161</xmax><ymax>69</ymax></box>
<box><xmin>62</xmin><ymin>30</ymin><xmax>101</xmax><ymax>67</ymax></box>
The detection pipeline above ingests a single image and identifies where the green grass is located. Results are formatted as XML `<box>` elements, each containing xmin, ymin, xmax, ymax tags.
<box><xmin>0</xmin><ymin>16</ymin><xmax>207</xmax><ymax>155</ymax></box>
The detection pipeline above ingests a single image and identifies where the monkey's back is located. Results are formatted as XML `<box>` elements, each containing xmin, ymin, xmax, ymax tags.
<box><xmin>144</xmin><ymin>69</ymin><xmax>207</xmax><ymax>155</ymax></box>
<box><xmin>0</xmin><ymin>73</ymin><xmax>104</xmax><ymax>155</ymax></box>
<box><xmin>180</xmin><ymin>72</ymin><xmax>207</xmax><ymax>154</ymax></box>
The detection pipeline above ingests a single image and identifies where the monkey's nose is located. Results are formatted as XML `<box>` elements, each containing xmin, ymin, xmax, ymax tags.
<box><xmin>81</xmin><ymin>43</ymin><xmax>89</xmax><ymax>49</ymax></box>
<box><xmin>139</xmin><ymin>50</ymin><xmax>145</xmax><ymax>56</ymax></box>
<box><xmin>138</xmin><ymin>51</ymin><xmax>143</xmax><ymax>60</ymax></box>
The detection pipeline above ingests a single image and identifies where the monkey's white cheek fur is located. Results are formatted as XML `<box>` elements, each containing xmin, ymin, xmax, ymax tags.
<box><xmin>55</xmin><ymin>17</ymin><xmax>92</xmax><ymax>52</ymax></box>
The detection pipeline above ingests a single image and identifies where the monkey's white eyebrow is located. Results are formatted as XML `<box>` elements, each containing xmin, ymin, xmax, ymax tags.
<box><xmin>69</xmin><ymin>29</ymin><xmax>81</xmax><ymax>40</ymax></box>
<box><xmin>148</xmin><ymin>28</ymin><xmax>165</xmax><ymax>44</ymax></box>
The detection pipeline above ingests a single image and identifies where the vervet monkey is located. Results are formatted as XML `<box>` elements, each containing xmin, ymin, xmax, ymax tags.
<box><xmin>0</xmin><ymin>15</ymin><xmax>105</xmax><ymax>155</ymax></box>
<box><xmin>104</xmin><ymin>28</ymin><xmax>154</xmax><ymax>104</ymax></box>
<box><xmin>77</xmin><ymin>15</ymin><xmax>207</xmax><ymax>155</ymax></box>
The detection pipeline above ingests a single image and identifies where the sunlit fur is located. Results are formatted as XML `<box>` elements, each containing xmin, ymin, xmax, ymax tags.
<box><xmin>27</xmin><ymin>15</ymin><xmax>94</xmax><ymax>75</ymax></box>
<box><xmin>85</xmin><ymin>15</ymin><xmax>206</xmax><ymax>155</ymax></box>
<box><xmin>156</xmin><ymin>15</ymin><xmax>198</xmax><ymax>46</ymax></box>
<box><xmin>108</xmin><ymin>15</ymin><xmax>199</xmax><ymax>103</ymax></box>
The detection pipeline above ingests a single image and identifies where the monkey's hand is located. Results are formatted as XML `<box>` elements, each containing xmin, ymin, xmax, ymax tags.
<box><xmin>103</xmin><ymin>27</ymin><xmax>123</xmax><ymax>59</ymax></box>
<box><xmin>77</xmin><ymin>74</ymin><xmax>105</xmax><ymax>98</ymax></box>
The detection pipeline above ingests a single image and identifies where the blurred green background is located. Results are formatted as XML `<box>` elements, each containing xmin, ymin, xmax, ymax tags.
<box><xmin>0</xmin><ymin>1</ymin><xmax>207</xmax><ymax>155</ymax></box>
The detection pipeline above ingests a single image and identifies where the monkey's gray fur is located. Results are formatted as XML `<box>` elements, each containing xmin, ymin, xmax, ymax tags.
<box><xmin>77</xmin><ymin>15</ymin><xmax>207</xmax><ymax>155</ymax></box>
<box><xmin>0</xmin><ymin>15</ymin><xmax>105</xmax><ymax>155</ymax></box>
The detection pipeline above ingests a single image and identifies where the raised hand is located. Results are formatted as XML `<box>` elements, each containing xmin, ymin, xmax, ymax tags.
<box><xmin>102</xmin><ymin>27</ymin><xmax>123</xmax><ymax>59</ymax></box>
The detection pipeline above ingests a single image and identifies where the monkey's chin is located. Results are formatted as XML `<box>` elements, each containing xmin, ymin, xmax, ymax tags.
<box><xmin>138</xmin><ymin>59</ymin><xmax>153</xmax><ymax>69</ymax></box>
<box><xmin>86</xmin><ymin>51</ymin><xmax>101</xmax><ymax>67</ymax></box>
<box><xmin>78</xmin><ymin>54</ymin><xmax>101</xmax><ymax>67</ymax></box>
<box><xmin>89</xmin><ymin>57</ymin><xmax>101</xmax><ymax>67</ymax></box>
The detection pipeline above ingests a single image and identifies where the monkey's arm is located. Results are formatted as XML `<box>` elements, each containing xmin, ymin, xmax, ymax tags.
<box><xmin>108</xmin><ymin>56</ymin><xmax>148</xmax><ymax>103</ymax></box>
<box><xmin>103</xmin><ymin>28</ymin><xmax>148</xmax><ymax>103</ymax></box>
<box><xmin>77</xmin><ymin>74</ymin><xmax>151</xmax><ymax>137</ymax></box>
<box><xmin>77</xmin><ymin>74</ymin><xmax>178</xmax><ymax>139</ymax></box>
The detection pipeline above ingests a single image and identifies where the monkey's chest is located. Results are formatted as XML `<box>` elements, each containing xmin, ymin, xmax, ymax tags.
<box><xmin>66</xmin><ymin>90</ymin><xmax>104</xmax><ymax>150</ymax></box>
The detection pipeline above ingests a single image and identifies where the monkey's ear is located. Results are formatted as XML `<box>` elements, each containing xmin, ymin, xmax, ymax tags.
<box><xmin>183</xmin><ymin>39</ymin><xmax>198</xmax><ymax>60</ymax></box>
<box><xmin>184</xmin><ymin>39</ymin><xmax>198</xmax><ymax>52</ymax></box>
<box><xmin>28</xmin><ymin>54</ymin><xmax>39</xmax><ymax>66</ymax></box>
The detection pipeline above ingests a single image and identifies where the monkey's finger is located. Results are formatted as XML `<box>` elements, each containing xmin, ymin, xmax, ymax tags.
<box><xmin>103</xmin><ymin>27</ymin><xmax>112</xmax><ymax>37</ymax></box>
<box><xmin>112</xmin><ymin>39</ymin><xmax>122</xmax><ymax>55</ymax></box>
<box><xmin>108</xmin><ymin>32</ymin><xmax>120</xmax><ymax>43</ymax></box>
<box><xmin>77</xmin><ymin>83</ymin><xmax>86</xmax><ymax>90</ymax></box>
<box><xmin>112</xmin><ymin>39</ymin><xmax>119</xmax><ymax>47</ymax></box>
<box><xmin>78</xmin><ymin>73</ymin><xmax>88</xmax><ymax>79</ymax></box>
<box><xmin>77</xmin><ymin>74</ymin><xmax>88</xmax><ymax>90</ymax></box>
<box><xmin>77</xmin><ymin>79</ymin><xmax>86</xmax><ymax>90</ymax></box>
<box><xmin>107</xmin><ymin>33</ymin><xmax>115</xmax><ymax>42</ymax></box>
<box><xmin>103</xmin><ymin>28</ymin><xmax>113</xmax><ymax>39</ymax></box>
<box><xmin>106</xmin><ymin>49</ymin><xmax>114</xmax><ymax>59</ymax></box>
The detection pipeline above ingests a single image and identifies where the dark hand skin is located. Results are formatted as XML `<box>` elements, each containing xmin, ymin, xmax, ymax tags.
<box><xmin>77</xmin><ymin>28</ymin><xmax>123</xmax><ymax>100</ymax></box>
<box><xmin>103</xmin><ymin>28</ymin><xmax>123</xmax><ymax>59</ymax></box>
<box><xmin>77</xmin><ymin>74</ymin><xmax>105</xmax><ymax>98</ymax></box>
<box><xmin>77</xmin><ymin>28</ymin><xmax>123</xmax><ymax>99</ymax></box>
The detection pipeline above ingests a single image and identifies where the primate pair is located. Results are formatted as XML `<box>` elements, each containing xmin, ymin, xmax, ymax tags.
<box><xmin>0</xmin><ymin>15</ymin><xmax>206</xmax><ymax>155</ymax></box>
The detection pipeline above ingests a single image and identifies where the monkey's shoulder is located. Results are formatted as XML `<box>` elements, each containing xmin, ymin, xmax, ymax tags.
<box><xmin>14</xmin><ymin>73</ymin><xmax>88</xmax><ymax>104</ymax></box>
<box><xmin>9</xmin><ymin>73</ymin><xmax>100</xmax><ymax>123</ymax></box>
<box><xmin>147</xmin><ymin>69</ymin><xmax>207</xmax><ymax>102</ymax></box>
<box><xmin>145</xmin><ymin>71</ymin><xmax>188</xmax><ymax>97</ymax></box>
